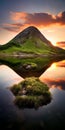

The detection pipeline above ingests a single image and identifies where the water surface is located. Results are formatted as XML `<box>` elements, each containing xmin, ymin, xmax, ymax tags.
<box><xmin>0</xmin><ymin>59</ymin><xmax>65</xmax><ymax>129</ymax></box>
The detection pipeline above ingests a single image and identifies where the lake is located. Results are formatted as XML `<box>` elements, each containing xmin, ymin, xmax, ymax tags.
<box><xmin>0</xmin><ymin>58</ymin><xmax>65</xmax><ymax>130</ymax></box>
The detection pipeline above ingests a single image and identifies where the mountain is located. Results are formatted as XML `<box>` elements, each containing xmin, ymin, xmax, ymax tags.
<box><xmin>11</xmin><ymin>26</ymin><xmax>52</xmax><ymax>46</ymax></box>
<box><xmin>0</xmin><ymin>26</ymin><xmax>65</xmax><ymax>55</ymax></box>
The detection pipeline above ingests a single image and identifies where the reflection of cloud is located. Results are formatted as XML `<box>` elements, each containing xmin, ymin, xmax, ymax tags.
<box><xmin>56</xmin><ymin>60</ymin><xmax>65</xmax><ymax>67</ymax></box>
<box><xmin>2</xmin><ymin>11</ymin><xmax>65</xmax><ymax>32</ymax></box>
<box><xmin>40</xmin><ymin>60</ymin><xmax>65</xmax><ymax>91</ymax></box>
<box><xmin>40</xmin><ymin>77</ymin><xmax>65</xmax><ymax>90</ymax></box>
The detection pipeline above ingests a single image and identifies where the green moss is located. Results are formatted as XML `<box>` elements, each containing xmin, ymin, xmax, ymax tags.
<box><xmin>10</xmin><ymin>77</ymin><xmax>51</xmax><ymax>108</ymax></box>
<box><xmin>0</xmin><ymin>38</ymin><xmax>61</xmax><ymax>55</ymax></box>
<box><xmin>15</xmin><ymin>95</ymin><xmax>51</xmax><ymax>108</ymax></box>
<box><xmin>10</xmin><ymin>84</ymin><xmax>22</xmax><ymax>95</ymax></box>
<box><xmin>23</xmin><ymin>77</ymin><xmax>49</xmax><ymax>95</ymax></box>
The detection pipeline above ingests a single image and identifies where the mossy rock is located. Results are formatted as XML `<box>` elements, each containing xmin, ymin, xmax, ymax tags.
<box><xmin>23</xmin><ymin>62</ymin><xmax>37</xmax><ymax>69</ymax></box>
<box><xmin>10</xmin><ymin>77</ymin><xmax>51</xmax><ymax>109</ymax></box>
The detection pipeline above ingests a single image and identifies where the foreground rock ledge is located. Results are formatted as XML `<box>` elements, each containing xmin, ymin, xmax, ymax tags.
<box><xmin>10</xmin><ymin>77</ymin><xmax>51</xmax><ymax>109</ymax></box>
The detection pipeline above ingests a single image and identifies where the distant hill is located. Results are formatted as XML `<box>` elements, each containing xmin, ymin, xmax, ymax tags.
<box><xmin>0</xmin><ymin>26</ymin><xmax>65</xmax><ymax>56</ymax></box>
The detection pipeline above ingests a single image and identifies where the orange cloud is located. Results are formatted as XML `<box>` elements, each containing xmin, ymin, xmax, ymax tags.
<box><xmin>10</xmin><ymin>12</ymin><xmax>55</xmax><ymax>26</ymax></box>
<box><xmin>56</xmin><ymin>11</ymin><xmax>65</xmax><ymax>25</ymax></box>
<box><xmin>0</xmin><ymin>28</ymin><xmax>2</xmax><ymax>30</ymax></box>
<box><xmin>3</xmin><ymin>23</ymin><xmax>23</xmax><ymax>32</ymax></box>
<box><xmin>2</xmin><ymin>11</ymin><xmax>65</xmax><ymax>32</ymax></box>
<box><xmin>10</xmin><ymin>12</ymin><xmax>27</xmax><ymax>21</ymax></box>
<box><xmin>56</xmin><ymin>42</ymin><xmax>65</xmax><ymax>49</ymax></box>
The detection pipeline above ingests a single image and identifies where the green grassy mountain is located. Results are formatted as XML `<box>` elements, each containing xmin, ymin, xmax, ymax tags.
<box><xmin>0</xmin><ymin>26</ymin><xmax>65</xmax><ymax>55</ymax></box>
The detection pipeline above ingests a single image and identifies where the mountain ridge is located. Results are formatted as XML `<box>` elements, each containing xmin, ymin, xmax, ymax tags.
<box><xmin>12</xmin><ymin>26</ymin><xmax>52</xmax><ymax>46</ymax></box>
<box><xmin>0</xmin><ymin>26</ymin><xmax>65</xmax><ymax>55</ymax></box>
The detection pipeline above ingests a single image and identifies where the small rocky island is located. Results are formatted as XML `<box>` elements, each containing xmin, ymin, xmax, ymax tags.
<box><xmin>10</xmin><ymin>77</ymin><xmax>51</xmax><ymax>108</ymax></box>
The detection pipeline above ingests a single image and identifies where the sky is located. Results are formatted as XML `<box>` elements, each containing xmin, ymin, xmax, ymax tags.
<box><xmin>0</xmin><ymin>0</ymin><xmax>65</xmax><ymax>48</ymax></box>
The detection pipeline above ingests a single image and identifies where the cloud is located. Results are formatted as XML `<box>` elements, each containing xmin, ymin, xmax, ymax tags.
<box><xmin>56</xmin><ymin>42</ymin><xmax>65</xmax><ymax>49</ymax></box>
<box><xmin>56</xmin><ymin>11</ymin><xmax>65</xmax><ymax>25</ymax></box>
<box><xmin>10</xmin><ymin>11</ymin><xmax>56</xmax><ymax>26</ymax></box>
<box><xmin>10</xmin><ymin>12</ymin><xmax>27</xmax><ymax>21</ymax></box>
<box><xmin>3</xmin><ymin>23</ymin><xmax>23</xmax><ymax>32</ymax></box>
<box><xmin>2</xmin><ymin>11</ymin><xmax>65</xmax><ymax>32</ymax></box>
<box><xmin>0</xmin><ymin>25</ymin><xmax>3</xmax><ymax>31</ymax></box>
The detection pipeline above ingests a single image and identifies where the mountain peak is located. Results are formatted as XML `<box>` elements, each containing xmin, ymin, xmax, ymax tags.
<box><xmin>11</xmin><ymin>26</ymin><xmax>52</xmax><ymax>46</ymax></box>
<box><xmin>24</xmin><ymin>26</ymin><xmax>38</xmax><ymax>31</ymax></box>
<box><xmin>19</xmin><ymin>26</ymin><xmax>40</xmax><ymax>37</ymax></box>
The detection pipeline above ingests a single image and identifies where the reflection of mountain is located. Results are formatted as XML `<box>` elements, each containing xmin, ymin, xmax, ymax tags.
<box><xmin>0</xmin><ymin>26</ymin><xmax>65</xmax><ymax>55</ymax></box>
<box><xmin>0</xmin><ymin>57</ymin><xmax>52</xmax><ymax>77</ymax></box>
<box><xmin>0</xmin><ymin>57</ymin><xmax>64</xmax><ymax>78</ymax></box>
<box><xmin>40</xmin><ymin>60</ymin><xmax>65</xmax><ymax>90</ymax></box>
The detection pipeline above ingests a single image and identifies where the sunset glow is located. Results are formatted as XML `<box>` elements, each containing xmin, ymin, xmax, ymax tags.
<box><xmin>0</xmin><ymin>0</ymin><xmax>65</xmax><ymax>48</ymax></box>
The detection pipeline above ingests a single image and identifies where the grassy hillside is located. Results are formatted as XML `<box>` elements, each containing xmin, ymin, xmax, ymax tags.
<box><xmin>0</xmin><ymin>38</ymin><xmax>64</xmax><ymax>55</ymax></box>
<box><xmin>0</xmin><ymin>26</ymin><xmax>65</xmax><ymax>55</ymax></box>
<box><xmin>0</xmin><ymin>39</ymin><xmax>55</xmax><ymax>54</ymax></box>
